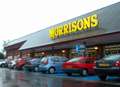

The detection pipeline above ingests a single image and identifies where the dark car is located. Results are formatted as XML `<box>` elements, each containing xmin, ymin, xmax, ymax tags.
<box><xmin>62</xmin><ymin>56</ymin><xmax>96</xmax><ymax>76</ymax></box>
<box><xmin>94</xmin><ymin>54</ymin><xmax>120</xmax><ymax>80</ymax></box>
<box><xmin>23</xmin><ymin>58</ymin><xmax>41</xmax><ymax>72</ymax></box>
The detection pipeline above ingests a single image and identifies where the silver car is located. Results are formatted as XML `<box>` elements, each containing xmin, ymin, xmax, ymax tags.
<box><xmin>8</xmin><ymin>58</ymin><xmax>18</xmax><ymax>69</ymax></box>
<box><xmin>35</xmin><ymin>56</ymin><xmax>68</xmax><ymax>74</ymax></box>
<box><xmin>0</xmin><ymin>60</ymin><xmax>7</xmax><ymax>68</ymax></box>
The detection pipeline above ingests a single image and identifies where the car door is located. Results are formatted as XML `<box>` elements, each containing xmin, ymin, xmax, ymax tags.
<box><xmin>84</xmin><ymin>59</ymin><xmax>95</xmax><ymax>73</ymax></box>
<box><xmin>61</xmin><ymin>57</ymin><xmax>69</xmax><ymax>70</ymax></box>
<box><xmin>56</xmin><ymin>57</ymin><xmax>66</xmax><ymax>72</ymax></box>
<box><xmin>52</xmin><ymin>57</ymin><xmax>61</xmax><ymax>72</ymax></box>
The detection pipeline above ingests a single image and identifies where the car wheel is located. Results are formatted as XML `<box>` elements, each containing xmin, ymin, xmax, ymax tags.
<box><xmin>66</xmin><ymin>72</ymin><xmax>72</xmax><ymax>76</ymax></box>
<box><xmin>98</xmin><ymin>75</ymin><xmax>107</xmax><ymax>81</ymax></box>
<box><xmin>48</xmin><ymin>67</ymin><xmax>55</xmax><ymax>74</ymax></box>
<box><xmin>81</xmin><ymin>69</ymin><xmax>88</xmax><ymax>76</ymax></box>
<box><xmin>1</xmin><ymin>64</ymin><xmax>5</xmax><ymax>68</ymax></box>
<box><xmin>34</xmin><ymin>67</ymin><xmax>39</xmax><ymax>72</ymax></box>
<box><xmin>13</xmin><ymin>65</ymin><xmax>16</xmax><ymax>70</ymax></box>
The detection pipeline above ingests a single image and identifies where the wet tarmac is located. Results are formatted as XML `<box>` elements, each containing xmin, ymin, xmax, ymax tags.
<box><xmin>0</xmin><ymin>68</ymin><xmax>120</xmax><ymax>87</ymax></box>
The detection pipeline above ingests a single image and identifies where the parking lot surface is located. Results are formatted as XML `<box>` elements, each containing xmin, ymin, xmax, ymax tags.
<box><xmin>0</xmin><ymin>68</ymin><xmax>120</xmax><ymax>87</ymax></box>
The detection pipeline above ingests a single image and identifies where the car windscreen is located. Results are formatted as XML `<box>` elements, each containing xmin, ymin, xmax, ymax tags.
<box><xmin>67</xmin><ymin>58</ymin><xmax>80</xmax><ymax>63</ymax></box>
<box><xmin>30</xmin><ymin>59</ymin><xmax>41</xmax><ymax>64</ymax></box>
<box><xmin>103</xmin><ymin>54</ymin><xmax>120</xmax><ymax>60</ymax></box>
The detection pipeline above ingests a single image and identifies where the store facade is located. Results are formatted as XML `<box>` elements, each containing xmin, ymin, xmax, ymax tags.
<box><xmin>4</xmin><ymin>2</ymin><xmax>120</xmax><ymax>59</ymax></box>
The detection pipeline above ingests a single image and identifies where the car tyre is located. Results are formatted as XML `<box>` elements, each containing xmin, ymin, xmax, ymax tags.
<box><xmin>98</xmin><ymin>75</ymin><xmax>107</xmax><ymax>81</ymax></box>
<box><xmin>81</xmin><ymin>69</ymin><xmax>88</xmax><ymax>76</ymax></box>
<box><xmin>1</xmin><ymin>64</ymin><xmax>5</xmax><ymax>68</ymax></box>
<box><xmin>48</xmin><ymin>67</ymin><xmax>55</xmax><ymax>74</ymax></box>
<box><xmin>13</xmin><ymin>65</ymin><xmax>16</xmax><ymax>70</ymax></box>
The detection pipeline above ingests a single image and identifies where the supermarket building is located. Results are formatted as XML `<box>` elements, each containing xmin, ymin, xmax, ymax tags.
<box><xmin>4</xmin><ymin>2</ymin><xmax>120</xmax><ymax>59</ymax></box>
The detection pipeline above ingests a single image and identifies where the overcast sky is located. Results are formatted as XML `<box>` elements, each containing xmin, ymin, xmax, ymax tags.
<box><xmin>0</xmin><ymin>0</ymin><xmax>119</xmax><ymax>52</ymax></box>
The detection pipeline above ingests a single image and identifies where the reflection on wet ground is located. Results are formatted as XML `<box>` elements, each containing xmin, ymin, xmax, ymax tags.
<box><xmin>0</xmin><ymin>68</ymin><xmax>120</xmax><ymax>87</ymax></box>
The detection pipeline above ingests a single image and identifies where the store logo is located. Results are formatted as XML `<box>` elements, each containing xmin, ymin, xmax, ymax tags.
<box><xmin>49</xmin><ymin>14</ymin><xmax>99</xmax><ymax>40</ymax></box>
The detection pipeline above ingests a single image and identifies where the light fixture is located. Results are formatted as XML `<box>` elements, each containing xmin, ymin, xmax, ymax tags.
<box><xmin>94</xmin><ymin>46</ymin><xmax>98</xmax><ymax>50</ymax></box>
<box><xmin>41</xmin><ymin>52</ymin><xmax>45</xmax><ymax>55</ymax></box>
<box><xmin>27</xmin><ymin>53</ymin><xmax>30</xmax><ymax>56</ymax></box>
<box><xmin>62</xmin><ymin>50</ymin><xmax>66</xmax><ymax>53</ymax></box>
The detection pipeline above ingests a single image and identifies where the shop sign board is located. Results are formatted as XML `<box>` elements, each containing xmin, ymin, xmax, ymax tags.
<box><xmin>49</xmin><ymin>14</ymin><xmax>99</xmax><ymax>40</ymax></box>
<box><xmin>75</xmin><ymin>44</ymin><xmax>86</xmax><ymax>53</ymax></box>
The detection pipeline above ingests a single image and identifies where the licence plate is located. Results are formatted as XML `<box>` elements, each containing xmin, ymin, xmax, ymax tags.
<box><xmin>99</xmin><ymin>64</ymin><xmax>110</xmax><ymax>67</ymax></box>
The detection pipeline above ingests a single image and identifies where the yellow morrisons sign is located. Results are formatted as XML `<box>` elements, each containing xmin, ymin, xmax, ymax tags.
<box><xmin>49</xmin><ymin>14</ymin><xmax>98</xmax><ymax>39</ymax></box>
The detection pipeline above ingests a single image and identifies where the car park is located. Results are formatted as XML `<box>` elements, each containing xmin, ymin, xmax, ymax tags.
<box><xmin>23</xmin><ymin>58</ymin><xmax>41</xmax><ymax>72</ymax></box>
<box><xmin>94</xmin><ymin>54</ymin><xmax>120</xmax><ymax>81</ymax></box>
<box><xmin>62</xmin><ymin>56</ymin><xmax>96</xmax><ymax>76</ymax></box>
<box><xmin>36</xmin><ymin>56</ymin><xmax>68</xmax><ymax>74</ymax></box>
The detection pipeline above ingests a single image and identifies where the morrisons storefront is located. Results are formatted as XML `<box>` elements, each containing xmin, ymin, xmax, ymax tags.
<box><xmin>4</xmin><ymin>2</ymin><xmax>120</xmax><ymax>59</ymax></box>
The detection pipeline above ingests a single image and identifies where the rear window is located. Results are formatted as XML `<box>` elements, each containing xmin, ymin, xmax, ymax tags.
<box><xmin>50</xmin><ymin>57</ymin><xmax>60</xmax><ymax>62</ymax></box>
<box><xmin>30</xmin><ymin>59</ymin><xmax>41</xmax><ymax>64</ymax></box>
<box><xmin>60</xmin><ymin>58</ymin><xmax>68</xmax><ymax>62</ymax></box>
<box><xmin>41</xmin><ymin>57</ymin><xmax>48</xmax><ymax>63</ymax></box>
<box><xmin>104</xmin><ymin>54</ymin><xmax>120</xmax><ymax>60</ymax></box>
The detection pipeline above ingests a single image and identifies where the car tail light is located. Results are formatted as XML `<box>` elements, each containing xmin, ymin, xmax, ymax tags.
<box><xmin>114</xmin><ymin>61</ymin><xmax>120</xmax><ymax>67</ymax></box>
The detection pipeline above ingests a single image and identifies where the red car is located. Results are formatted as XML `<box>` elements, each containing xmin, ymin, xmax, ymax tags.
<box><xmin>62</xmin><ymin>56</ymin><xmax>96</xmax><ymax>76</ymax></box>
<box><xmin>15</xmin><ymin>58</ymin><xmax>27</xmax><ymax>70</ymax></box>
